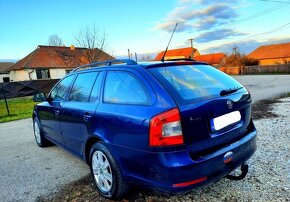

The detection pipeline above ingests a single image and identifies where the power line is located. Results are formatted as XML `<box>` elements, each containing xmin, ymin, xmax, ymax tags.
<box><xmin>197</xmin><ymin>1</ymin><xmax>290</xmax><ymax>52</ymax></box>
<box><xmin>259</xmin><ymin>0</ymin><xmax>290</xmax><ymax>3</ymax></box>
<box><xmin>234</xmin><ymin>4</ymin><xmax>288</xmax><ymax>24</ymax></box>
<box><xmin>224</xmin><ymin>1</ymin><xmax>290</xmax><ymax>47</ymax></box>
<box><xmin>224</xmin><ymin>22</ymin><xmax>290</xmax><ymax>47</ymax></box>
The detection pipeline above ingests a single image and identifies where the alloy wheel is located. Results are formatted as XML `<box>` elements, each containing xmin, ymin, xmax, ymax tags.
<box><xmin>92</xmin><ymin>150</ymin><xmax>113</xmax><ymax>192</ymax></box>
<box><xmin>34</xmin><ymin>120</ymin><xmax>41</xmax><ymax>144</ymax></box>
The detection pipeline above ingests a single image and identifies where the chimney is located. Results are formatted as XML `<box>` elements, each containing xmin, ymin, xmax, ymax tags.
<box><xmin>70</xmin><ymin>45</ymin><xmax>75</xmax><ymax>50</ymax></box>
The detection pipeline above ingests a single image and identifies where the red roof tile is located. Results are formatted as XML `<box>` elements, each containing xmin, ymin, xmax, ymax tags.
<box><xmin>154</xmin><ymin>47</ymin><xmax>198</xmax><ymax>61</ymax></box>
<box><xmin>9</xmin><ymin>45</ymin><xmax>115</xmax><ymax>71</ymax></box>
<box><xmin>194</xmin><ymin>53</ymin><xmax>226</xmax><ymax>65</ymax></box>
<box><xmin>247</xmin><ymin>42</ymin><xmax>290</xmax><ymax>60</ymax></box>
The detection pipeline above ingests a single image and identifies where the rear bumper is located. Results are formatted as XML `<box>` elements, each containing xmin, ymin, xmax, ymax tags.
<box><xmin>109</xmin><ymin>129</ymin><xmax>257</xmax><ymax>193</ymax></box>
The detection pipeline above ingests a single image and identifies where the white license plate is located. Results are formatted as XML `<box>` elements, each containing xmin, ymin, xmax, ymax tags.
<box><xmin>212</xmin><ymin>111</ymin><xmax>241</xmax><ymax>131</ymax></box>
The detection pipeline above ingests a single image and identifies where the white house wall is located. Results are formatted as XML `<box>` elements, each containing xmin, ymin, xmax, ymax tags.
<box><xmin>49</xmin><ymin>69</ymin><xmax>67</xmax><ymax>79</ymax></box>
<box><xmin>10</xmin><ymin>68</ymin><xmax>68</xmax><ymax>81</ymax></box>
<box><xmin>10</xmin><ymin>69</ymin><xmax>36</xmax><ymax>81</ymax></box>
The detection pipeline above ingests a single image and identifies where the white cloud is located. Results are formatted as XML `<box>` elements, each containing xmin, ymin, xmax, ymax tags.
<box><xmin>154</xmin><ymin>3</ymin><xmax>239</xmax><ymax>34</ymax></box>
<box><xmin>154</xmin><ymin>20</ymin><xmax>192</xmax><ymax>32</ymax></box>
<box><xmin>194</xmin><ymin>17</ymin><xmax>217</xmax><ymax>30</ymax></box>
<box><xmin>152</xmin><ymin>0</ymin><xmax>249</xmax><ymax>44</ymax></box>
<box><xmin>179</xmin><ymin>0</ymin><xmax>238</xmax><ymax>5</ymax></box>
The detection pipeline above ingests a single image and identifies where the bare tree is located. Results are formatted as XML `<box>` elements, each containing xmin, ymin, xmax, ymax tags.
<box><xmin>282</xmin><ymin>57</ymin><xmax>290</xmax><ymax>64</ymax></box>
<box><xmin>138</xmin><ymin>54</ymin><xmax>154</xmax><ymax>62</ymax></box>
<box><xmin>48</xmin><ymin>35</ymin><xmax>63</xmax><ymax>46</ymax></box>
<box><xmin>75</xmin><ymin>25</ymin><xmax>106</xmax><ymax>63</ymax></box>
<box><xmin>223</xmin><ymin>46</ymin><xmax>259</xmax><ymax>67</ymax></box>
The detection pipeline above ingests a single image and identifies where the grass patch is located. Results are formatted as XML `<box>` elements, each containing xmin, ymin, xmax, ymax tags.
<box><xmin>0</xmin><ymin>96</ymin><xmax>36</xmax><ymax>123</ymax></box>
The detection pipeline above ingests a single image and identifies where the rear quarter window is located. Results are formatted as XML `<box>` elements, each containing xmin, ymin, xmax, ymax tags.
<box><xmin>149</xmin><ymin>65</ymin><xmax>244</xmax><ymax>104</ymax></box>
<box><xmin>103</xmin><ymin>71</ymin><xmax>150</xmax><ymax>105</ymax></box>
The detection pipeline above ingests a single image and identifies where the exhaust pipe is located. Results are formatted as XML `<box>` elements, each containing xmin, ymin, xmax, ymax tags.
<box><xmin>225</xmin><ymin>163</ymin><xmax>248</xmax><ymax>181</ymax></box>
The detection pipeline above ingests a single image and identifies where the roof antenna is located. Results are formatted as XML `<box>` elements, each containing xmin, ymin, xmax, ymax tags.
<box><xmin>161</xmin><ymin>22</ymin><xmax>178</xmax><ymax>62</ymax></box>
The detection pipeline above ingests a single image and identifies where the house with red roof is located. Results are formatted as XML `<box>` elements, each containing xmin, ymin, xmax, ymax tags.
<box><xmin>247</xmin><ymin>42</ymin><xmax>290</xmax><ymax>66</ymax></box>
<box><xmin>194</xmin><ymin>53</ymin><xmax>226</xmax><ymax>67</ymax></box>
<box><xmin>0</xmin><ymin>62</ymin><xmax>14</xmax><ymax>82</ymax></box>
<box><xmin>154</xmin><ymin>47</ymin><xmax>200</xmax><ymax>61</ymax></box>
<box><xmin>8</xmin><ymin>45</ymin><xmax>114</xmax><ymax>81</ymax></box>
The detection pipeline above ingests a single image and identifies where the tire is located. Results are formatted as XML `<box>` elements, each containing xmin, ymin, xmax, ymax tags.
<box><xmin>89</xmin><ymin>142</ymin><xmax>128</xmax><ymax>199</ymax></box>
<box><xmin>33</xmin><ymin>117</ymin><xmax>50</xmax><ymax>147</ymax></box>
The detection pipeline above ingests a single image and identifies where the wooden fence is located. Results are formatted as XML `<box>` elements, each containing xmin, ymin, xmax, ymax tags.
<box><xmin>0</xmin><ymin>79</ymin><xmax>59</xmax><ymax>100</ymax></box>
<box><xmin>218</xmin><ymin>64</ymin><xmax>290</xmax><ymax>75</ymax></box>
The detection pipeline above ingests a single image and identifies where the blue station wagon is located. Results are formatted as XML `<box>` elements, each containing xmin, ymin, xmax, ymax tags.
<box><xmin>33</xmin><ymin>59</ymin><xmax>257</xmax><ymax>199</ymax></box>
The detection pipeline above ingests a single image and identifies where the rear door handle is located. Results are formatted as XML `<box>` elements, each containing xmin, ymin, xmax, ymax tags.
<box><xmin>83</xmin><ymin>113</ymin><xmax>92</xmax><ymax>121</ymax></box>
<box><xmin>55</xmin><ymin>110</ymin><xmax>60</xmax><ymax>116</ymax></box>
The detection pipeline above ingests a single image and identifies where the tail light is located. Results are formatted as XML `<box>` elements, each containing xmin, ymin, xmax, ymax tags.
<box><xmin>149</xmin><ymin>108</ymin><xmax>184</xmax><ymax>146</ymax></box>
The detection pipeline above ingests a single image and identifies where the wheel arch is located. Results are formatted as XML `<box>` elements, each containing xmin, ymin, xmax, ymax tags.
<box><xmin>85</xmin><ymin>135</ymin><xmax>104</xmax><ymax>164</ymax></box>
<box><xmin>32</xmin><ymin>111</ymin><xmax>37</xmax><ymax>119</ymax></box>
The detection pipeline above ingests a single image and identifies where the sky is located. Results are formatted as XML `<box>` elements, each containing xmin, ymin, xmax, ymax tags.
<box><xmin>0</xmin><ymin>0</ymin><xmax>290</xmax><ymax>61</ymax></box>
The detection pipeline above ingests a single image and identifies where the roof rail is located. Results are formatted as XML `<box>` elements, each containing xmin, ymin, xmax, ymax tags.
<box><xmin>72</xmin><ymin>59</ymin><xmax>138</xmax><ymax>72</ymax></box>
<box><xmin>164</xmin><ymin>58</ymin><xmax>195</xmax><ymax>62</ymax></box>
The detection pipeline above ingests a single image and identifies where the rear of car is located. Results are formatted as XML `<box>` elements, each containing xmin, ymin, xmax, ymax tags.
<box><xmin>113</xmin><ymin>61</ymin><xmax>257</xmax><ymax>192</ymax></box>
<box><xmin>32</xmin><ymin>59</ymin><xmax>257</xmax><ymax>199</ymax></box>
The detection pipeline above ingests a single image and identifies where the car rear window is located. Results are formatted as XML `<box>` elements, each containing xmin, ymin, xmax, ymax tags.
<box><xmin>149</xmin><ymin>64</ymin><xmax>244</xmax><ymax>104</ymax></box>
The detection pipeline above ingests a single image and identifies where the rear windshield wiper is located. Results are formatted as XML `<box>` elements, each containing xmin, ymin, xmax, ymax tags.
<box><xmin>220</xmin><ymin>87</ymin><xmax>243</xmax><ymax>96</ymax></box>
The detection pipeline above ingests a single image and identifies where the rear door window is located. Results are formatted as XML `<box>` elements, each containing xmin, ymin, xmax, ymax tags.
<box><xmin>103</xmin><ymin>71</ymin><xmax>150</xmax><ymax>105</ymax></box>
<box><xmin>149</xmin><ymin>65</ymin><xmax>244</xmax><ymax>104</ymax></box>
<box><xmin>69</xmin><ymin>72</ymin><xmax>98</xmax><ymax>102</ymax></box>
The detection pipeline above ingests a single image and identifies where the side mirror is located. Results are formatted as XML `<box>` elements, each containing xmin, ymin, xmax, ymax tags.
<box><xmin>33</xmin><ymin>92</ymin><xmax>47</xmax><ymax>102</ymax></box>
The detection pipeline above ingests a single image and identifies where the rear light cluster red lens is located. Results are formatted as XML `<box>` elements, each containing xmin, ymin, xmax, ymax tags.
<box><xmin>149</xmin><ymin>108</ymin><xmax>184</xmax><ymax>146</ymax></box>
<box><xmin>172</xmin><ymin>177</ymin><xmax>207</xmax><ymax>187</ymax></box>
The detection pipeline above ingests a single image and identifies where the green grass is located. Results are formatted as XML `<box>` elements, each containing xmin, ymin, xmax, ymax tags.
<box><xmin>0</xmin><ymin>96</ymin><xmax>36</xmax><ymax>123</ymax></box>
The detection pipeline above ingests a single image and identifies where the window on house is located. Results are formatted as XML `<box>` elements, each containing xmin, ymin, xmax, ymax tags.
<box><xmin>3</xmin><ymin>77</ymin><xmax>10</xmax><ymax>82</ymax></box>
<box><xmin>36</xmin><ymin>69</ymin><xmax>50</xmax><ymax>79</ymax></box>
<box><xmin>65</xmin><ymin>70</ymin><xmax>71</xmax><ymax>75</ymax></box>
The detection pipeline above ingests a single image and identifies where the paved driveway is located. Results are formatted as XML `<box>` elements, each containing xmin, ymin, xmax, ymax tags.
<box><xmin>0</xmin><ymin>119</ymin><xmax>89</xmax><ymax>202</ymax></box>
<box><xmin>0</xmin><ymin>75</ymin><xmax>289</xmax><ymax>202</ymax></box>
<box><xmin>233</xmin><ymin>75</ymin><xmax>290</xmax><ymax>103</ymax></box>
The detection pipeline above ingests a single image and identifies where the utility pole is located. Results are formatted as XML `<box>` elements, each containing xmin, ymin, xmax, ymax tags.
<box><xmin>0</xmin><ymin>83</ymin><xmax>10</xmax><ymax>116</ymax></box>
<box><xmin>128</xmin><ymin>49</ymin><xmax>131</xmax><ymax>59</ymax></box>
<box><xmin>232</xmin><ymin>45</ymin><xmax>238</xmax><ymax>56</ymax></box>
<box><xmin>188</xmin><ymin>38</ymin><xmax>194</xmax><ymax>48</ymax></box>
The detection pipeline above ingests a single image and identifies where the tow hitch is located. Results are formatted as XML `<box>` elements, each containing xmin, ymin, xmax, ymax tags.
<box><xmin>225</xmin><ymin>163</ymin><xmax>248</xmax><ymax>181</ymax></box>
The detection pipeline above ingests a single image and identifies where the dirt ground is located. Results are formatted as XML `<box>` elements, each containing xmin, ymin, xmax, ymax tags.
<box><xmin>38</xmin><ymin>93</ymin><xmax>290</xmax><ymax>202</ymax></box>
